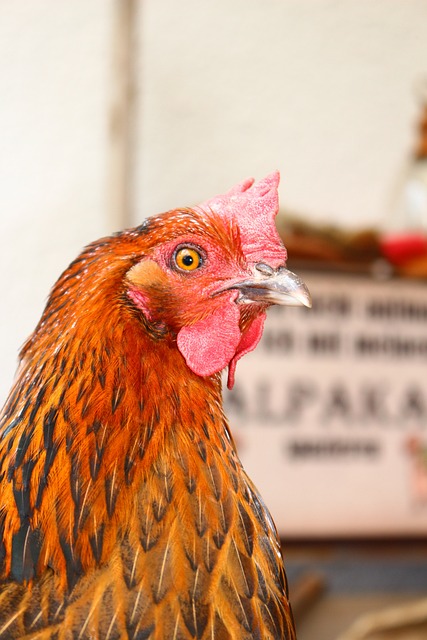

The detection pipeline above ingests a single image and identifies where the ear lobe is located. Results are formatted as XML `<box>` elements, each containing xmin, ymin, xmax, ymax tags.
<box><xmin>126</xmin><ymin>258</ymin><xmax>170</xmax><ymax>323</ymax></box>
<box><xmin>127</xmin><ymin>258</ymin><xmax>166</xmax><ymax>289</ymax></box>
<box><xmin>177</xmin><ymin>300</ymin><xmax>242</xmax><ymax>377</ymax></box>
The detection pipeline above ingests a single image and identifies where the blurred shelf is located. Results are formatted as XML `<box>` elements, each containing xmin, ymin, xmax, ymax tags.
<box><xmin>284</xmin><ymin>540</ymin><xmax>427</xmax><ymax>639</ymax></box>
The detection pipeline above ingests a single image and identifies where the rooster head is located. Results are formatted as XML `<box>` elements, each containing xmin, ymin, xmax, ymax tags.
<box><xmin>126</xmin><ymin>172</ymin><xmax>311</xmax><ymax>389</ymax></box>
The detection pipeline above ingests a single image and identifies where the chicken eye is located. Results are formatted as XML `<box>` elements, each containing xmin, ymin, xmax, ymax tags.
<box><xmin>174</xmin><ymin>246</ymin><xmax>203</xmax><ymax>272</ymax></box>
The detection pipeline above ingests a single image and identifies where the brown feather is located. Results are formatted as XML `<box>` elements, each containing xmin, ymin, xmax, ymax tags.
<box><xmin>0</xmin><ymin>208</ymin><xmax>296</xmax><ymax>638</ymax></box>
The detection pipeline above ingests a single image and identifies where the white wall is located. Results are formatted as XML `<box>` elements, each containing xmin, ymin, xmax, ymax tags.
<box><xmin>1</xmin><ymin>0</ymin><xmax>427</xmax><ymax>403</ymax></box>
<box><xmin>136</xmin><ymin>0</ymin><xmax>427</xmax><ymax>227</ymax></box>
<box><xmin>0</xmin><ymin>1</ymin><xmax>113</xmax><ymax>402</ymax></box>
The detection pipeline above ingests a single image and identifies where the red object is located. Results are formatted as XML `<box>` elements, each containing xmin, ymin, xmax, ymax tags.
<box><xmin>381</xmin><ymin>233</ymin><xmax>427</xmax><ymax>265</ymax></box>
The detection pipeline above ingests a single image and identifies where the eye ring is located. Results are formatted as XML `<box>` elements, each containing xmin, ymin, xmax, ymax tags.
<box><xmin>173</xmin><ymin>245</ymin><xmax>204</xmax><ymax>272</ymax></box>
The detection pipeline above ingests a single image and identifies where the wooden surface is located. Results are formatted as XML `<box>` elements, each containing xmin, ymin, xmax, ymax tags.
<box><xmin>284</xmin><ymin>541</ymin><xmax>427</xmax><ymax>640</ymax></box>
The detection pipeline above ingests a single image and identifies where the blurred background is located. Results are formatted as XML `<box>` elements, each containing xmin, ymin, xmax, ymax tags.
<box><xmin>1</xmin><ymin>1</ymin><xmax>427</xmax><ymax>638</ymax></box>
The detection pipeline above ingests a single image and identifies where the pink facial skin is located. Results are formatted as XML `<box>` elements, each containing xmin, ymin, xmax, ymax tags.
<box><xmin>128</xmin><ymin>173</ymin><xmax>287</xmax><ymax>389</ymax></box>
<box><xmin>179</xmin><ymin>172</ymin><xmax>287</xmax><ymax>388</ymax></box>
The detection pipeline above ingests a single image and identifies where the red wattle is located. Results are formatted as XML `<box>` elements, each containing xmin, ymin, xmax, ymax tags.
<box><xmin>227</xmin><ymin>313</ymin><xmax>266</xmax><ymax>390</ymax></box>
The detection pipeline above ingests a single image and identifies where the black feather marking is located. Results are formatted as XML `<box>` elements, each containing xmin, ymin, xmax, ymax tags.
<box><xmin>1</xmin><ymin>394</ymin><xmax>33</xmax><ymax>437</ymax></box>
<box><xmin>259</xmin><ymin>536</ymin><xmax>283</xmax><ymax>591</ymax></box>
<box><xmin>87</xmin><ymin>419</ymin><xmax>101</xmax><ymax>435</ymax></box>
<box><xmin>213</xmin><ymin>530</ymin><xmax>225</xmax><ymax>550</ymax></box>
<box><xmin>237</xmin><ymin>503</ymin><xmax>255</xmax><ymax>557</ymax></box>
<box><xmin>105</xmin><ymin>471</ymin><xmax>119</xmax><ymax>518</ymax></box>
<box><xmin>229</xmin><ymin>471</ymin><xmax>239</xmax><ymax>493</ymax></box>
<box><xmin>98</xmin><ymin>370</ymin><xmax>106</xmax><ymax>389</ymax></box>
<box><xmin>95</xmin><ymin>426</ymin><xmax>107</xmax><ymax>459</ymax></box>
<box><xmin>1</xmin><ymin>385</ymin><xmax>21</xmax><ymax>421</ymax></box>
<box><xmin>185</xmin><ymin>547</ymin><xmax>198</xmax><ymax>572</ymax></box>
<box><xmin>139</xmin><ymin>504</ymin><xmax>160</xmax><ymax>551</ymax></box>
<box><xmin>124</xmin><ymin>455</ymin><xmax>135</xmax><ymax>485</ymax></box>
<box><xmin>89</xmin><ymin>452</ymin><xmax>101</xmax><ymax>481</ymax></box>
<box><xmin>221</xmin><ymin>576</ymin><xmax>254</xmax><ymax>633</ymax></box>
<box><xmin>131</xmin><ymin>625</ymin><xmax>155</xmax><ymax>640</ymax></box>
<box><xmin>1</xmin><ymin>415</ymin><xmax>21</xmax><ymax>440</ymax></box>
<box><xmin>11</xmin><ymin>523</ymin><xmax>41</xmax><ymax>582</ymax></box>
<box><xmin>219</xmin><ymin>493</ymin><xmax>233</xmax><ymax>534</ymax></box>
<box><xmin>59</xmin><ymin>534</ymin><xmax>83</xmax><ymax>591</ymax></box>
<box><xmin>89</xmin><ymin>523</ymin><xmax>104</xmax><ymax>564</ymax></box>
<box><xmin>7</xmin><ymin>435</ymin><xmax>17</xmax><ymax>453</ymax></box>
<box><xmin>41</xmin><ymin>299</ymin><xmax>68</xmax><ymax>325</ymax></box>
<box><xmin>35</xmin><ymin>436</ymin><xmax>60</xmax><ymax>509</ymax></box>
<box><xmin>154</xmin><ymin>463</ymin><xmax>173</xmax><ymax>503</ymax></box>
<box><xmin>140</xmin><ymin>532</ymin><xmax>159</xmax><ymax>553</ymax></box>
<box><xmin>28</xmin><ymin>385</ymin><xmax>47</xmax><ymax>424</ymax></box>
<box><xmin>65</xmin><ymin>431</ymin><xmax>73</xmax><ymax>452</ymax></box>
<box><xmin>62</xmin><ymin>262</ymin><xmax>87</xmax><ymax>282</ymax></box>
<box><xmin>134</xmin><ymin>218</ymin><xmax>152</xmax><ymax>234</ymax></box>
<box><xmin>138</xmin><ymin>439</ymin><xmax>146</xmax><ymax>460</ymax></box>
<box><xmin>145</xmin><ymin>421</ymin><xmax>154</xmax><ymax>446</ymax></box>
<box><xmin>227</xmin><ymin>454</ymin><xmax>237</xmax><ymax>472</ymax></box>
<box><xmin>23</xmin><ymin>592</ymin><xmax>46</xmax><ymax>632</ymax></box>
<box><xmin>79</xmin><ymin>351</ymin><xmax>87</xmax><ymax>371</ymax></box>
<box><xmin>13</xmin><ymin>459</ymin><xmax>37</xmax><ymax>522</ymax></box>
<box><xmin>233</xmin><ymin>543</ymin><xmax>255</xmax><ymax>598</ymax></box>
<box><xmin>171</xmin><ymin>388</ymin><xmax>181</xmax><ymax>408</ymax></box>
<box><xmin>262</xmin><ymin>596</ymin><xmax>285</xmax><ymax>639</ymax></box>
<box><xmin>125</xmin><ymin>580</ymin><xmax>155</xmax><ymax>636</ymax></box>
<box><xmin>111</xmin><ymin>386</ymin><xmax>125</xmax><ymax>414</ymax></box>
<box><xmin>201</xmin><ymin>421</ymin><xmax>210</xmax><ymax>440</ymax></box>
<box><xmin>60</xmin><ymin>356</ymin><xmax>67</xmax><ymax>374</ymax></box>
<box><xmin>186</xmin><ymin>474</ymin><xmax>197</xmax><ymax>494</ymax></box>
<box><xmin>12</xmin><ymin>424</ymin><xmax>36</xmax><ymax>470</ymax></box>
<box><xmin>188</xmin><ymin>427</ymin><xmax>195</xmax><ymax>442</ymax></box>
<box><xmin>246</xmin><ymin>489</ymin><xmax>269</xmax><ymax>537</ymax></box>
<box><xmin>256</xmin><ymin>563</ymin><xmax>269</xmax><ymax>603</ymax></box>
<box><xmin>165</xmin><ymin>478</ymin><xmax>173</xmax><ymax>504</ymax></box>
<box><xmin>22</xmin><ymin>458</ymin><xmax>36</xmax><ymax>490</ymax></box>
<box><xmin>70</xmin><ymin>452</ymin><xmax>82</xmax><ymax>512</ymax></box>
<box><xmin>218</xmin><ymin>434</ymin><xmax>227</xmax><ymax>453</ymax></box>
<box><xmin>62</xmin><ymin>405</ymin><xmax>70</xmax><ymax>424</ymax></box>
<box><xmin>121</xmin><ymin>536</ymin><xmax>140</xmax><ymax>590</ymax></box>
<box><xmin>80</xmin><ymin>399</ymin><xmax>91</xmax><ymax>419</ymax></box>
<box><xmin>179</xmin><ymin>598</ymin><xmax>209</xmax><ymax>639</ymax></box>
<box><xmin>197</xmin><ymin>440</ymin><xmax>207</xmax><ymax>463</ymax></box>
<box><xmin>213</xmin><ymin>612</ymin><xmax>233</xmax><ymax>639</ymax></box>
<box><xmin>207</xmin><ymin>464</ymin><xmax>222</xmax><ymax>501</ymax></box>
<box><xmin>203</xmin><ymin>537</ymin><xmax>217</xmax><ymax>573</ymax></box>
<box><xmin>152</xmin><ymin>499</ymin><xmax>167</xmax><ymax>522</ymax></box>
<box><xmin>195</xmin><ymin>505</ymin><xmax>207</xmax><ymax>538</ymax></box>
<box><xmin>176</xmin><ymin>452</ymin><xmax>197</xmax><ymax>494</ymax></box>
<box><xmin>43</xmin><ymin>407</ymin><xmax>58</xmax><ymax>449</ymax></box>
<box><xmin>76</xmin><ymin>381</ymin><xmax>88</xmax><ymax>403</ymax></box>
<box><xmin>35</xmin><ymin>479</ymin><xmax>46</xmax><ymax>511</ymax></box>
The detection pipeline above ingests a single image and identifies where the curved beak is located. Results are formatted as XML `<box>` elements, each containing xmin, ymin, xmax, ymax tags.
<box><xmin>221</xmin><ymin>263</ymin><xmax>312</xmax><ymax>308</ymax></box>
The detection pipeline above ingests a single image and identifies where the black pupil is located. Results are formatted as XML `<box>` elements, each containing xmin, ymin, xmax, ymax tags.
<box><xmin>183</xmin><ymin>254</ymin><xmax>194</xmax><ymax>266</ymax></box>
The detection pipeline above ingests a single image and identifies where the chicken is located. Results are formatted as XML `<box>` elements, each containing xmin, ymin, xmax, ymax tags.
<box><xmin>0</xmin><ymin>172</ymin><xmax>311</xmax><ymax>639</ymax></box>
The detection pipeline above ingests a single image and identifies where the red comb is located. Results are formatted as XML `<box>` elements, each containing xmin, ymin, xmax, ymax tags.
<box><xmin>197</xmin><ymin>172</ymin><xmax>287</xmax><ymax>267</ymax></box>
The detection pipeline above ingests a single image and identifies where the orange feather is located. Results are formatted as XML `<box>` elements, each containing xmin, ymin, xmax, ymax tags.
<box><xmin>0</xmin><ymin>176</ymin><xmax>308</xmax><ymax>639</ymax></box>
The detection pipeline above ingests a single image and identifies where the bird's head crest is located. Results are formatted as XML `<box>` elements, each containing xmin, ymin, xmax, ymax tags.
<box><xmin>197</xmin><ymin>171</ymin><xmax>287</xmax><ymax>267</ymax></box>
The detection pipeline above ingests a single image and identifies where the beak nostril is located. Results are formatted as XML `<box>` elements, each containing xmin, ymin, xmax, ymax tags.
<box><xmin>255</xmin><ymin>263</ymin><xmax>274</xmax><ymax>276</ymax></box>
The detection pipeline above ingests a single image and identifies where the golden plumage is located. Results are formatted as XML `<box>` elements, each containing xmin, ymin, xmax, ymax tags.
<box><xmin>0</xmin><ymin>174</ymin><xmax>309</xmax><ymax>638</ymax></box>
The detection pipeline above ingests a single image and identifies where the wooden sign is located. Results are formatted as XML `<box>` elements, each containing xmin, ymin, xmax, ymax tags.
<box><xmin>224</xmin><ymin>272</ymin><xmax>427</xmax><ymax>537</ymax></box>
